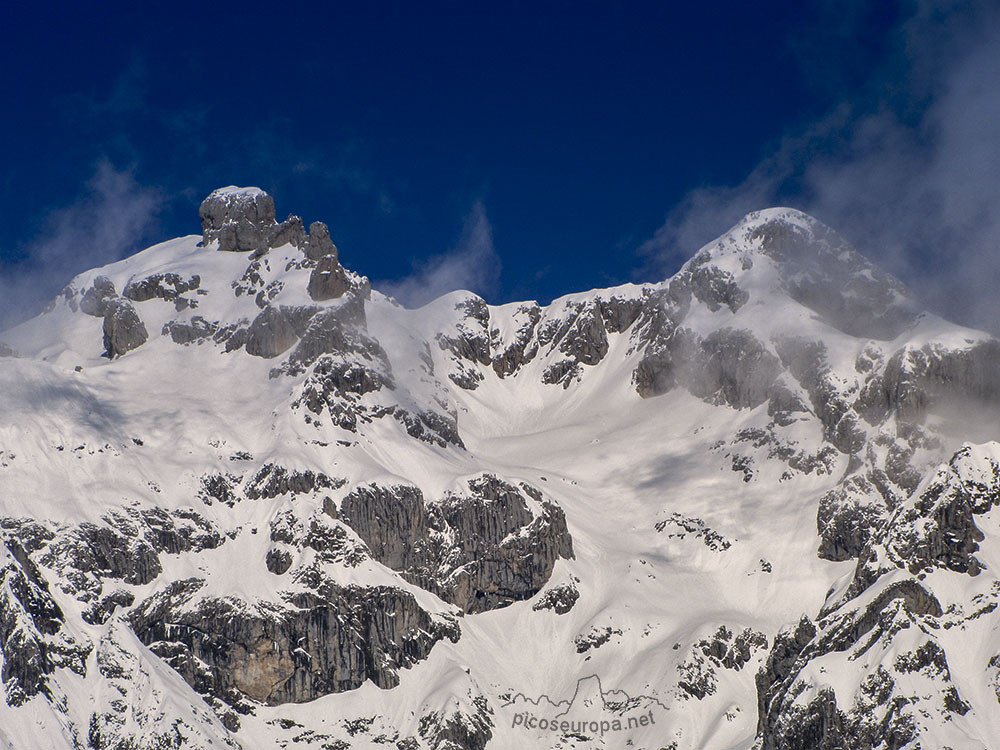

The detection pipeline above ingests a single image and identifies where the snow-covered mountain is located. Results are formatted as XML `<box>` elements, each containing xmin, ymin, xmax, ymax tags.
<box><xmin>1</xmin><ymin>186</ymin><xmax>998</xmax><ymax>750</ymax></box>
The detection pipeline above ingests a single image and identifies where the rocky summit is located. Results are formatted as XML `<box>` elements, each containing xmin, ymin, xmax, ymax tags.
<box><xmin>0</xmin><ymin>188</ymin><xmax>999</xmax><ymax>749</ymax></box>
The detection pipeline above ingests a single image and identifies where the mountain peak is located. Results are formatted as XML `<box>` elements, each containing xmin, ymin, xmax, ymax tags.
<box><xmin>687</xmin><ymin>206</ymin><xmax>919</xmax><ymax>340</ymax></box>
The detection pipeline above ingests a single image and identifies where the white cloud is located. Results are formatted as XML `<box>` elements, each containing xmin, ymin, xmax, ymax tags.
<box><xmin>376</xmin><ymin>201</ymin><xmax>501</xmax><ymax>308</ymax></box>
<box><xmin>0</xmin><ymin>161</ymin><xmax>164</xmax><ymax>330</ymax></box>
<box><xmin>638</xmin><ymin>1</ymin><xmax>1000</xmax><ymax>334</ymax></box>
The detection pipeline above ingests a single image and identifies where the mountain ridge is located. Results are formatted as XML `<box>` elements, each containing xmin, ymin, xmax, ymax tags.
<box><xmin>0</xmin><ymin>187</ymin><xmax>998</xmax><ymax>749</ymax></box>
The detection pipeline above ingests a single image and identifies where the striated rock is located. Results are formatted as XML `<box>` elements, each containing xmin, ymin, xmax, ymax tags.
<box><xmin>80</xmin><ymin>275</ymin><xmax>118</xmax><ymax>316</ymax></box>
<box><xmin>102</xmin><ymin>298</ymin><xmax>148</xmax><ymax>358</ymax></box>
<box><xmin>129</xmin><ymin>579</ymin><xmax>460</xmax><ymax>705</ymax></box>
<box><xmin>339</xmin><ymin>484</ymin><xmax>426</xmax><ymax>570</ymax></box>
<box><xmin>339</xmin><ymin>475</ymin><xmax>574</xmax><ymax>613</ymax></box>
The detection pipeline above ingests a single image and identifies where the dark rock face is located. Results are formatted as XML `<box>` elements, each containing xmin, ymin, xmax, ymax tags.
<box><xmin>80</xmin><ymin>276</ymin><xmax>118</xmax><ymax>316</ymax></box>
<box><xmin>123</xmin><ymin>272</ymin><xmax>200</xmax><ymax>303</ymax></box>
<box><xmin>339</xmin><ymin>475</ymin><xmax>574</xmax><ymax>613</ymax></box>
<box><xmin>694</xmin><ymin>328</ymin><xmax>781</xmax><ymax>408</ymax></box>
<box><xmin>307</xmin><ymin>255</ymin><xmax>351</xmax><ymax>301</ymax></box>
<box><xmin>129</xmin><ymin>579</ymin><xmax>460</xmax><ymax>705</ymax></box>
<box><xmin>245</xmin><ymin>305</ymin><xmax>299</xmax><ymax>358</ymax></box>
<box><xmin>438</xmin><ymin>297</ymin><xmax>492</xmax><ymax>390</ymax></box>
<box><xmin>0</xmin><ymin>536</ymin><xmax>90</xmax><ymax>706</ymax></box>
<box><xmin>599</xmin><ymin>295</ymin><xmax>644</xmax><ymax>333</ymax></box>
<box><xmin>39</xmin><ymin>508</ymin><xmax>224</xmax><ymax>607</ymax></box>
<box><xmin>102</xmin><ymin>298</ymin><xmax>148</xmax><ymax>358</ymax></box>
<box><xmin>755</xmin><ymin>444</ymin><xmax>999</xmax><ymax>749</ymax></box>
<box><xmin>633</xmin><ymin>323</ymin><xmax>779</xmax><ymax>410</ymax></box>
<box><xmin>340</xmin><ymin>484</ymin><xmax>426</xmax><ymax>570</ymax></box>
<box><xmin>303</xmin><ymin>221</ymin><xmax>337</xmax><ymax>261</ymax></box>
<box><xmin>817</xmin><ymin>475</ymin><xmax>887</xmax><ymax>561</ymax></box>
<box><xmin>685</xmin><ymin>257</ymin><xmax>749</xmax><ymax>313</ymax></box>
<box><xmin>558</xmin><ymin>302</ymin><xmax>609</xmax><ymax>366</ymax></box>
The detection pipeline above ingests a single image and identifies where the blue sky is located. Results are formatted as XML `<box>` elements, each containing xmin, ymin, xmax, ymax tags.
<box><xmin>2</xmin><ymin>2</ymin><xmax>998</xmax><ymax>331</ymax></box>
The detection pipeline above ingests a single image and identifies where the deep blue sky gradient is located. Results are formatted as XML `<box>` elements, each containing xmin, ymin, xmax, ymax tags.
<box><xmin>0</xmin><ymin>2</ymin><xmax>924</xmax><ymax>312</ymax></box>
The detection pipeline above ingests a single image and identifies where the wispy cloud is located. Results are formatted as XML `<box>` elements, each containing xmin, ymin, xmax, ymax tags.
<box><xmin>376</xmin><ymin>200</ymin><xmax>501</xmax><ymax>307</ymax></box>
<box><xmin>638</xmin><ymin>1</ymin><xmax>1000</xmax><ymax>334</ymax></box>
<box><xmin>0</xmin><ymin>161</ymin><xmax>164</xmax><ymax>330</ymax></box>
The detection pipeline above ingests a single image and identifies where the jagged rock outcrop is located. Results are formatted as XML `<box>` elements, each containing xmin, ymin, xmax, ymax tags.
<box><xmin>532</xmin><ymin>582</ymin><xmax>579</xmax><ymax>614</ymax></box>
<box><xmin>418</xmin><ymin>694</ymin><xmax>494</xmax><ymax>750</ymax></box>
<box><xmin>243</xmin><ymin>463</ymin><xmax>343</xmax><ymax>500</ymax></box>
<box><xmin>124</xmin><ymin>272</ymin><xmax>200</xmax><ymax>302</ymax></box>
<box><xmin>129</xmin><ymin>578</ymin><xmax>461</xmax><ymax>705</ymax></box>
<box><xmin>102</xmin><ymin>297</ymin><xmax>148</xmax><ymax>357</ymax></box>
<box><xmin>38</xmin><ymin>508</ymin><xmax>225</xmax><ymax>607</ymax></box>
<box><xmin>0</xmin><ymin>535</ymin><xmax>90</xmax><ymax>706</ymax></box>
<box><xmin>199</xmin><ymin>186</ymin><xmax>278</xmax><ymax>253</ymax></box>
<box><xmin>747</xmin><ymin>209</ymin><xmax>918</xmax><ymax>340</ymax></box>
<box><xmin>306</xmin><ymin>254</ymin><xmax>350</xmax><ymax>301</ymax></box>
<box><xmin>302</xmin><ymin>221</ymin><xmax>337</xmax><ymax>261</ymax></box>
<box><xmin>80</xmin><ymin>275</ymin><xmax>118</xmax><ymax>316</ymax></box>
<box><xmin>860</xmin><ymin>340</ymin><xmax>1000</xmax><ymax>424</ymax></box>
<box><xmin>491</xmin><ymin>304</ymin><xmax>541</xmax><ymax>377</ymax></box>
<box><xmin>244</xmin><ymin>305</ymin><xmax>299</xmax><ymax>358</ymax></box>
<box><xmin>755</xmin><ymin>444</ymin><xmax>1000</xmax><ymax>749</ymax></box>
<box><xmin>199</xmin><ymin>186</ymin><xmax>327</xmax><ymax>257</ymax></box>
<box><xmin>339</xmin><ymin>475</ymin><xmax>574</xmax><ymax>613</ymax></box>
<box><xmin>163</xmin><ymin>315</ymin><xmax>219</xmax><ymax>344</ymax></box>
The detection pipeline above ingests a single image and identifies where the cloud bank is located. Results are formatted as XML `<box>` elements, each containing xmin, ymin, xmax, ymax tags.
<box><xmin>377</xmin><ymin>201</ymin><xmax>501</xmax><ymax>308</ymax></box>
<box><xmin>639</xmin><ymin>1</ymin><xmax>1000</xmax><ymax>334</ymax></box>
<box><xmin>0</xmin><ymin>162</ymin><xmax>163</xmax><ymax>330</ymax></box>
